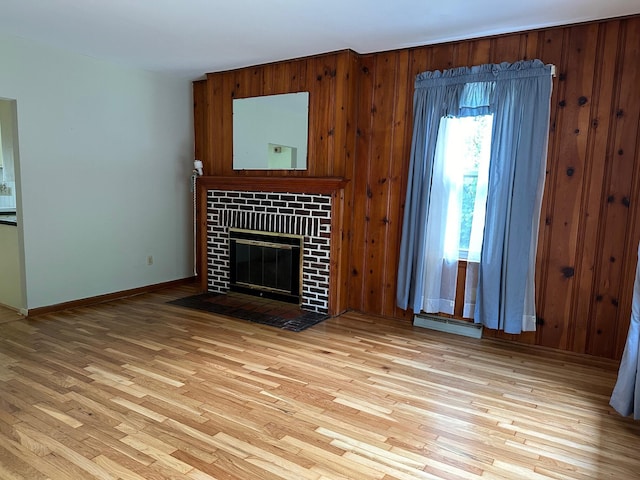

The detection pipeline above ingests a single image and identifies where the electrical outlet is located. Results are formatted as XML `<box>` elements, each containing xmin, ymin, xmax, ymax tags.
<box><xmin>146</xmin><ymin>255</ymin><xmax>153</xmax><ymax>266</ymax></box>
<box><xmin>0</xmin><ymin>184</ymin><xmax>11</xmax><ymax>196</ymax></box>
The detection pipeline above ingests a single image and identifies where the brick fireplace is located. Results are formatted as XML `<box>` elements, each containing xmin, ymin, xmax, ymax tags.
<box><xmin>207</xmin><ymin>190</ymin><xmax>332</xmax><ymax>312</ymax></box>
<box><xmin>196</xmin><ymin>177</ymin><xmax>348</xmax><ymax>316</ymax></box>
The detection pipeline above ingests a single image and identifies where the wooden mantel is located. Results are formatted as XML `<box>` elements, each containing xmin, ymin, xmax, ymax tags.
<box><xmin>196</xmin><ymin>176</ymin><xmax>348</xmax><ymax>195</ymax></box>
<box><xmin>195</xmin><ymin>176</ymin><xmax>350</xmax><ymax>316</ymax></box>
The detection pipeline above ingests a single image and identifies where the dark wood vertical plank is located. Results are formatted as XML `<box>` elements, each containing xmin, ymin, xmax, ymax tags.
<box><xmin>532</xmin><ymin>27</ymin><xmax>570</xmax><ymax>348</ymax></box>
<box><xmin>453</xmin><ymin>41</ymin><xmax>471</xmax><ymax>67</ymax></box>
<box><xmin>214</xmin><ymin>71</ymin><xmax>235</xmax><ymax>176</ymax></box>
<box><xmin>333</xmin><ymin>51</ymin><xmax>360</xmax><ymax>314</ymax></box>
<box><xmin>348</xmin><ymin>55</ymin><xmax>376</xmax><ymax>311</ymax></box>
<box><xmin>206</xmin><ymin>72</ymin><xmax>226</xmax><ymax>176</ymax></box>
<box><xmin>537</xmin><ymin>24</ymin><xmax>599</xmax><ymax>351</ymax></box>
<box><xmin>307</xmin><ymin>54</ymin><xmax>337</xmax><ymax>177</ymax></box>
<box><xmin>429</xmin><ymin>43</ymin><xmax>456</xmax><ymax>72</ymax></box>
<box><xmin>469</xmin><ymin>38</ymin><xmax>492</xmax><ymax>66</ymax></box>
<box><xmin>532</xmin><ymin>28</ymin><xmax>566</xmax><ymax>347</ymax></box>
<box><xmin>615</xmin><ymin>20</ymin><xmax>640</xmax><ymax>360</ymax></box>
<box><xmin>522</xmin><ymin>31</ymin><xmax>542</xmax><ymax>60</ymax></box>
<box><xmin>380</xmin><ymin>49</ymin><xmax>411</xmax><ymax>318</ymax></box>
<box><xmin>589</xmin><ymin>19</ymin><xmax>640</xmax><ymax>358</ymax></box>
<box><xmin>333</xmin><ymin>51</ymin><xmax>351</xmax><ymax>178</ymax></box>
<box><xmin>193</xmin><ymin>80</ymin><xmax>208</xmax><ymax>167</ymax></box>
<box><xmin>362</xmin><ymin>52</ymin><xmax>400</xmax><ymax>314</ymax></box>
<box><xmin>490</xmin><ymin>34</ymin><xmax>523</xmax><ymax>63</ymax></box>
<box><xmin>234</xmin><ymin>66</ymin><xmax>263</xmax><ymax>99</ymax></box>
<box><xmin>387</xmin><ymin>47</ymin><xmax>432</xmax><ymax>320</ymax></box>
<box><xmin>571</xmin><ymin>21</ymin><xmax>621</xmax><ymax>354</ymax></box>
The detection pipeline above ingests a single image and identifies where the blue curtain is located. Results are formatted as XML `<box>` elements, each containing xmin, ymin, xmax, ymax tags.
<box><xmin>396</xmin><ymin>60</ymin><xmax>553</xmax><ymax>334</ymax></box>
<box><xmin>610</xmin><ymin>243</ymin><xmax>640</xmax><ymax>419</ymax></box>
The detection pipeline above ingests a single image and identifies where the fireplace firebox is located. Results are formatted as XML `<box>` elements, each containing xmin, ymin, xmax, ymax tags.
<box><xmin>229</xmin><ymin>228</ymin><xmax>302</xmax><ymax>304</ymax></box>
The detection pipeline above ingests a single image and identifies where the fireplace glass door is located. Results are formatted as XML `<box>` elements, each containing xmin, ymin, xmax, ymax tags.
<box><xmin>229</xmin><ymin>229</ymin><xmax>302</xmax><ymax>303</ymax></box>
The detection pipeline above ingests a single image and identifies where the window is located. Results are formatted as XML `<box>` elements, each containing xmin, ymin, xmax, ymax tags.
<box><xmin>435</xmin><ymin>114</ymin><xmax>492</xmax><ymax>261</ymax></box>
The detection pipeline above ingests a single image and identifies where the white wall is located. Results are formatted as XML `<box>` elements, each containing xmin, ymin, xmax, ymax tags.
<box><xmin>0</xmin><ymin>33</ymin><xmax>194</xmax><ymax>309</ymax></box>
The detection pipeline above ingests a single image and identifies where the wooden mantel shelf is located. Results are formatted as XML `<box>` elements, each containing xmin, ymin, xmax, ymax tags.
<box><xmin>197</xmin><ymin>176</ymin><xmax>348</xmax><ymax>194</ymax></box>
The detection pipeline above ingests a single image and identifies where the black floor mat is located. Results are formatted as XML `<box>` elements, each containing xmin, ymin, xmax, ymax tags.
<box><xmin>167</xmin><ymin>292</ymin><xmax>329</xmax><ymax>332</ymax></box>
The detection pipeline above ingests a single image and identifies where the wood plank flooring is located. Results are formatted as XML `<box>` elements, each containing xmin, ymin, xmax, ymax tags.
<box><xmin>0</xmin><ymin>285</ymin><xmax>639</xmax><ymax>479</ymax></box>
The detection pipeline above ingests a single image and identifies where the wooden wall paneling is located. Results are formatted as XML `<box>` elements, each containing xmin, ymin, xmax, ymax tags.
<box><xmin>616</xmin><ymin>112</ymin><xmax>640</xmax><ymax>359</ymax></box>
<box><xmin>362</xmin><ymin>52</ymin><xmax>402</xmax><ymax>315</ymax></box>
<box><xmin>571</xmin><ymin>21</ymin><xmax>622</xmax><ymax>354</ymax></box>
<box><xmin>334</xmin><ymin>51</ymin><xmax>360</xmax><ymax>314</ymax></box>
<box><xmin>193</xmin><ymin>80</ymin><xmax>208</xmax><ymax>166</ymax></box>
<box><xmin>453</xmin><ymin>41</ymin><xmax>472</xmax><ymax>68</ymax></box>
<box><xmin>536</xmin><ymin>29</ymin><xmax>582</xmax><ymax>348</ymax></box>
<box><xmin>332</xmin><ymin>51</ymin><xmax>356</xmax><ymax>178</ymax></box>
<box><xmin>616</xmin><ymin>134</ymin><xmax>640</xmax><ymax>359</ymax></box>
<box><xmin>386</xmin><ymin>47</ymin><xmax>432</xmax><ymax>319</ymax></box>
<box><xmin>522</xmin><ymin>31</ymin><xmax>543</xmax><ymax>61</ymax></box>
<box><xmin>615</xmin><ymin>18</ymin><xmax>640</xmax><ymax>360</ymax></box>
<box><xmin>263</xmin><ymin>60</ymin><xmax>288</xmax><ymax>95</ymax></box>
<box><xmin>206</xmin><ymin>72</ymin><xmax>223</xmax><ymax>175</ymax></box>
<box><xmin>530</xmin><ymin>28</ymin><xmax>567</xmax><ymax>347</ymax></box>
<box><xmin>537</xmin><ymin>25</ymin><xmax>599</xmax><ymax>351</ymax></box>
<box><xmin>307</xmin><ymin>55</ymin><xmax>337</xmax><ymax>177</ymax></box>
<box><xmin>329</xmin><ymin>187</ymin><xmax>346</xmax><ymax>316</ymax></box>
<box><xmin>234</xmin><ymin>66</ymin><xmax>263</xmax><ymax>99</ymax></box>
<box><xmin>220</xmin><ymin>72</ymin><xmax>236</xmax><ymax>175</ymax></box>
<box><xmin>429</xmin><ymin>43</ymin><xmax>457</xmax><ymax>72</ymax></box>
<box><xmin>489</xmin><ymin>34</ymin><xmax>523</xmax><ymax>63</ymax></box>
<box><xmin>348</xmin><ymin>54</ymin><xmax>376</xmax><ymax>311</ymax></box>
<box><xmin>408</xmin><ymin>46</ymin><xmax>432</xmax><ymax>78</ymax></box>
<box><xmin>561</xmin><ymin>24</ymin><xmax>602</xmax><ymax>350</ymax></box>
<box><xmin>589</xmin><ymin>20</ymin><xmax>640</xmax><ymax>358</ymax></box>
<box><xmin>469</xmin><ymin>38</ymin><xmax>492</xmax><ymax>66</ymax></box>
<box><xmin>383</xmin><ymin>49</ymin><xmax>412</xmax><ymax>318</ymax></box>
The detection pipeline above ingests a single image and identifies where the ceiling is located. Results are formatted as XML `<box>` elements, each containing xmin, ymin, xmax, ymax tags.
<box><xmin>2</xmin><ymin>0</ymin><xmax>639</xmax><ymax>79</ymax></box>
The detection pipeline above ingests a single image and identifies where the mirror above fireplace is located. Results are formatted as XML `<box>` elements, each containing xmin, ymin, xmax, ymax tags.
<box><xmin>232</xmin><ymin>92</ymin><xmax>309</xmax><ymax>170</ymax></box>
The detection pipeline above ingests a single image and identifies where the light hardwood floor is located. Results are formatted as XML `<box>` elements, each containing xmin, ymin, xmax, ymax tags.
<box><xmin>0</xmin><ymin>285</ymin><xmax>639</xmax><ymax>479</ymax></box>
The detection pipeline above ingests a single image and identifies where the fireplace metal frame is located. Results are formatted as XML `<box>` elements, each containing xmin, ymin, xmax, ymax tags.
<box><xmin>228</xmin><ymin>228</ymin><xmax>303</xmax><ymax>304</ymax></box>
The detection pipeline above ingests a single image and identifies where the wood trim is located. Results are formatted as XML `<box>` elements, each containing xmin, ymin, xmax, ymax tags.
<box><xmin>196</xmin><ymin>176</ymin><xmax>348</xmax><ymax>194</ymax></box>
<box><xmin>25</xmin><ymin>277</ymin><xmax>197</xmax><ymax>317</ymax></box>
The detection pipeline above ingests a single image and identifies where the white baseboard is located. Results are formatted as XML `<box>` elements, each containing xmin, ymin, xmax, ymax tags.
<box><xmin>413</xmin><ymin>313</ymin><xmax>483</xmax><ymax>339</ymax></box>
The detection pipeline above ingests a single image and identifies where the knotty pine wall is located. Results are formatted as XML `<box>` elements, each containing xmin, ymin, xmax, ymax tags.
<box><xmin>193</xmin><ymin>51</ymin><xmax>360</xmax><ymax>315</ymax></box>
<box><xmin>194</xmin><ymin>15</ymin><xmax>640</xmax><ymax>360</ymax></box>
